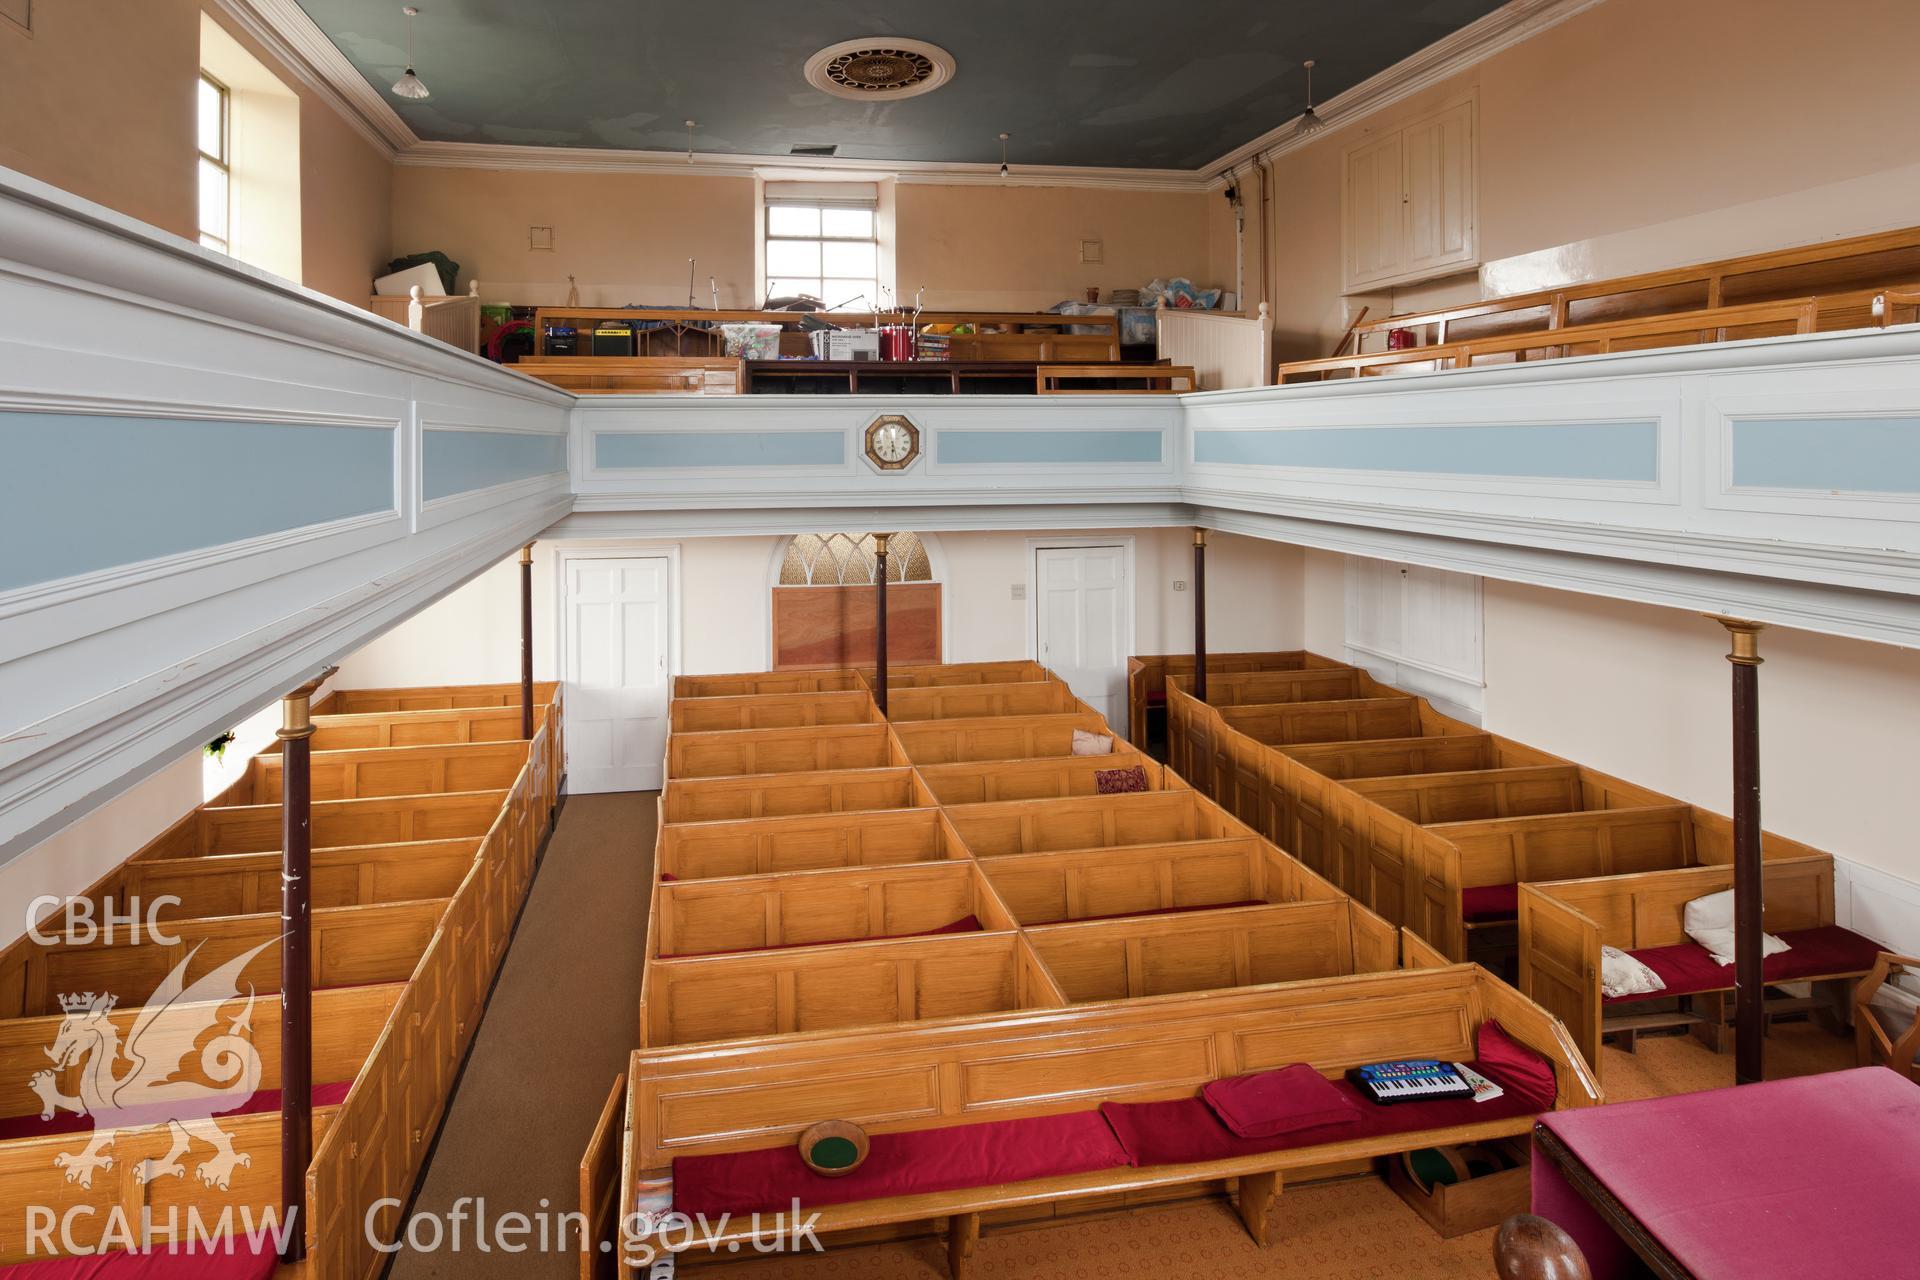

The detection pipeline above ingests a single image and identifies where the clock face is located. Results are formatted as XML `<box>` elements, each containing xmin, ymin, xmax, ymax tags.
<box><xmin>865</xmin><ymin>417</ymin><xmax>920</xmax><ymax>470</ymax></box>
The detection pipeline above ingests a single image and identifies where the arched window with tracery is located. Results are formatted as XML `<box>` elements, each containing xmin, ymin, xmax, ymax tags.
<box><xmin>771</xmin><ymin>532</ymin><xmax>941</xmax><ymax>669</ymax></box>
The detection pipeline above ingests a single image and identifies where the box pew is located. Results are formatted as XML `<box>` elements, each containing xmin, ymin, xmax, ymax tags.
<box><xmin>1343</xmin><ymin>763</ymin><xmax>1670</xmax><ymax>826</ymax></box>
<box><xmin>1026</xmin><ymin>900</ymin><xmax>1396</xmax><ymax>1002</ymax></box>
<box><xmin>1126</xmin><ymin>651</ymin><xmax>1331</xmax><ymax>746</ymax></box>
<box><xmin>1170</xmin><ymin>667</ymin><xmax>1368</xmax><ymax>707</ymax></box>
<box><xmin>979</xmin><ymin>836</ymin><xmax>1346</xmax><ymax>926</ymax></box>
<box><xmin>190</xmin><ymin>790</ymin><xmax>508</xmax><ymax>855</ymax></box>
<box><xmin>1219</xmin><ymin>697</ymin><xmax>1429</xmax><ymax>747</ymax></box>
<box><xmin>674</xmin><ymin>670</ymin><xmax>863</xmax><ymax>698</ymax></box>
<box><xmin>660</xmin><ymin>767</ymin><xmax>935</xmax><ymax>825</ymax></box>
<box><xmin>861</xmin><ymin>659</ymin><xmax>1051</xmax><ymax>689</ymax></box>
<box><xmin>615</xmin><ymin>965</ymin><xmax>1599</xmax><ymax>1276</ymax></box>
<box><xmin>664</xmin><ymin>723</ymin><xmax>902</xmax><ymax>781</ymax></box>
<box><xmin>301</xmin><ymin>705</ymin><xmax>548</xmax><ymax>751</ymax></box>
<box><xmin>639</xmin><ymin>932</ymin><xmax>1061</xmax><ymax>1047</ymax></box>
<box><xmin>120</xmin><ymin>838</ymin><xmax>478</xmax><ymax>918</ymax></box>
<box><xmin>944</xmin><ymin>790</ymin><xmax>1249</xmax><ymax>858</ymax></box>
<box><xmin>314</xmin><ymin>680</ymin><xmax>557</xmax><ymax>715</ymax></box>
<box><xmin>669</xmin><ymin>690</ymin><xmax>878</xmax><ymax>733</ymax></box>
<box><xmin>213</xmin><ymin>739</ymin><xmax>529</xmax><ymax>805</ymax></box>
<box><xmin>915</xmin><ymin>751</ymin><xmax>1179</xmax><ymax>805</ymax></box>
<box><xmin>7</xmin><ymin>898</ymin><xmax>444</xmax><ymax>1019</ymax></box>
<box><xmin>0</xmin><ymin>984</ymin><xmax>402</xmax><ymax>1264</ymax></box>
<box><xmin>656</xmin><ymin>808</ymin><xmax>964</xmax><ymax>881</ymax></box>
<box><xmin>1279</xmin><ymin>733</ymin><xmax>1515</xmax><ymax>780</ymax></box>
<box><xmin>1517</xmin><ymin>855</ymin><xmax>1881</xmax><ymax>1076</ymax></box>
<box><xmin>886</xmin><ymin>680</ymin><xmax>1089</xmax><ymax>722</ymax></box>
<box><xmin>890</xmin><ymin>712</ymin><xmax>1115</xmax><ymax>765</ymax></box>
<box><xmin>652</xmin><ymin>861</ymin><xmax>1017</xmax><ymax>958</ymax></box>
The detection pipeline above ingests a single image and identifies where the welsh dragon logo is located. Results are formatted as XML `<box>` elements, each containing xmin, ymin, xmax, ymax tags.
<box><xmin>31</xmin><ymin>938</ymin><xmax>276</xmax><ymax>1190</ymax></box>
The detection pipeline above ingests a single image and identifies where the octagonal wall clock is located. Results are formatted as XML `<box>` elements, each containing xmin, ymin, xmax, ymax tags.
<box><xmin>863</xmin><ymin>414</ymin><xmax>922</xmax><ymax>472</ymax></box>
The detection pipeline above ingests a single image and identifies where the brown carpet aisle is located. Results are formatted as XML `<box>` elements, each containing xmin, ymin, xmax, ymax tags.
<box><xmin>386</xmin><ymin>792</ymin><xmax>654</xmax><ymax>1279</ymax></box>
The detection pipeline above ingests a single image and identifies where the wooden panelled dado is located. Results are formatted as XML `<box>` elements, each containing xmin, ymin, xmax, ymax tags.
<box><xmin>772</xmin><ymin>583</ymin><xmax>942</xmax><ymax>670</ymax></box>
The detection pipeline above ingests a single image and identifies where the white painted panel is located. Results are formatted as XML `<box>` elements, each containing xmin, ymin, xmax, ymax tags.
<box><xmin>1036</xmin><ymin>545</ymin><xmax>1128</xmax><ymax>730</ymax></box>
<box><xmin>564</xmin><ymin>556</ymin><xmax>671</xmax><ymax>792</ymax></box>
<box><xmin>1346</xmin><ymin>557</ymin><xmax>1484</xmax><ymax>721</ymax></box>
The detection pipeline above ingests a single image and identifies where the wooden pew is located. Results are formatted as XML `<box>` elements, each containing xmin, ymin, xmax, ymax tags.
<box><xmin>121</xmin><ymin>838</ymin><xmax>478</xmax><ymax>918</ymax></box>
<box><xmin>510</xmin><ymin>355</ymin><xmax>741</xmax><ymax>394</ymax></box>
<box><xmin>660</xmin><ymin>767</ymin><xmax>935</xmax><ymax>824</ymax></box>
<box><xmin>890</xmin><ymin>712</ymin><xmax>1116</xmax><ymax>765</ymax></box>
<box><xmin>978</xmin><ymin>835</ymin><xmax>1345</xmax><ymax>925</ymax></box>
<box><xmin>665</xmin><ymin>723</ymin><xmax>903</xmax><ymax>780</ymax></box>
<box><xmin>1344</xmin><ymin>764</ymin><xmax>1668</xmax><ymax>826</ymax></box>
<box><xmin>302</xmin><ymin>705</ymin><xmax>548</xmax><ymax>751</ymax></box>
<box><xmin>1126</xmin><ymin>650</ymin><xmax>1329</xmax><ymax>748</ymax></box>
<box><xmin>192</xmin><ymin>790</ymin><xmax>508</xmax><ymax>854</ymax></box>
<box><xmin>864</xmin><ymin>660</ymin><xmax>1051</xmax><ymax>689</ymax></box>
<box><xmin>1174</xmin><ymin>668</ymin><xmax>1367</xmax><ymax>707</ymax></box>
<box><xmin>639</xmin><ymin>931</ymin><xmax>1060</xmax><ymax>1047</ymax></box>
<box><xmin>1278</xmin><ymin>733</ymin><xmax>1499</xmax><ymax>781</ymax></box>
<box><xmin>214</xmin><ymin>739</ymin><xmax>530</xmax><ymax>805</ymax></box>
<box><xmin>669</xmin><ymin>690</ymin><xmax>878</xmax><ymax>733</ymax></box>
<box><xmin>581</xmin><ymin>1075</ymin><xmax>626</xmax><ymax>1280</ymax></box>
<box><xmin>943</xmin><ymin>790</ymin><xmax>1250</xmax><ymax>858</ymax></box>
<box><xmin>656</xmin><ymin>808</ymin><xmax>965</xmax><ymax>881</ymax></box>
<box><xmin>11</xmin><ymin>898</ymin><xmax>445</xmax><ymax>1018</ymax></box>
<box><xmin>674</xmin><ymin>670</ymin><xmax>863</xmax><ymax>698</ymax></box>
<box><xmin>915</xmin><ymin>751</ymin><xmax>1179</xmax><ymax>805</ymax></box>
<box><xmin>616</xmin><ymin>965</ymin><xmax>1599</xmax><ymax>1276</ymax></box>
<box><xmin>1220</xmin><ymin>696</ymin><xmax>1427</xmax><ymax>746</ymax></box>
<box><xmin>886</xmin><ymin>680</ymin><xmax>1089</xmax><ymax>722</ymax></box>
<box><xmin>652</xmin><ymin>861</ymin><xmax>1018</xmax><ymax>958</ymax></box>
<box><xmin>1517</xmin><ymin>855</ymin><xmax>1873</xmax><ymax>1076</ymax></box>
<box><xmin>314</xmin><ymin>680</ymin><xmax>557</xmax><ymax>715</ymax></box>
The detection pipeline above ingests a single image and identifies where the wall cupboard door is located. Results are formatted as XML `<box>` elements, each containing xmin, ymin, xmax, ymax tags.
<box><xmin>1342</xmin><ymin>96</ymin><xmax>1477</xmax><ymax>291</ymax></box>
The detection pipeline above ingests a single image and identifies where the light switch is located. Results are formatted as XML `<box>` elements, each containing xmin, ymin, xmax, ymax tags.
<box><xmin>1173</xmin><ymin>581</ymin><xmax>1187</xmax><ymax>592</ymax></box>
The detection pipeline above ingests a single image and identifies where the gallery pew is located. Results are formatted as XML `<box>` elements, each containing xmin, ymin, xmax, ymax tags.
<box><xmin>1125</xmin><ymin>650</ymin><xmax>1334</xmax><ymax>748</ymax></box>
<box><xmin>213</xmin><ymin>739</ymin><xmax>531</xmax><ymax>805</ymax></box>
<box><xmin>914</xmin><ymin>751</ymin><xmax>1180</xmax><ymax>804</ymax></box>
<box><xmin>889</xmin><ymin>711</ymin><xmax>1116</xmax><ymax>765</ymax></box>
<box><xmin>943</xmin><ymin>790</ymin><xmax>1251</xmax><ymax>858</ymax></box>
<box><xmin>978</xmin><ymin>835</ymin><xmax>1344</xmax><ymax>925</ymax></box>
<box><xmin>191</xmin><ymin>790</ymin><xmax>509</xmax><ymax>854</ymax></box>
<box><xmin>313</xmin><ymin>680</ymin><xmax>558</xmax><ymax>715</ymax></box>
<box><xmin>1026</xmin><ymin>900</ymin><xmax>1397</xmax><ymax>1001</ymax></box>
<box><xmin>1517</xmin><ymin>855</ymin><xmax>1882</xmax><ymax>1076</ymax></box>
<box><xmin>655</xmin><ymin>807</ymin><xmax>966</xmax><ymax>881</ymax></box>
<box><xmin>120</xmin><ymin>838</ymin><xmax>479</xmax><ymax>918</ymax></box>
<box><xmin>651</xmin><ymin>860</ymin><xmax>1018</xmax><ymax>957</ymax></box>
<box><xmin>886</xmin><ymin>680</ymin><xmax>1090</xmax><ymax>722</ymax></box>
<box><xmin>673</xmin><ymin>670</ymin><xmax>864</xmax><ymax>698</ymax></box>
<box><xmin>614</xmin><ymin>965</ymin><xmax>1599</xmax><ymax>1277</ymax></box>
<box><xmin>660</xmin><ymin>767</ymin><xmax>936</xmax><ymax>824</ymax></box>
<box><xmin>664</xmin><ymin>723</ymin><xmax>904</xmax><ymax>780</ymax></box>
<box><xmin>639</xmin><ymin>931</ymin><xmax>1062</xmax><ymax>1047</ymax></box>
<box><xmin>668</xmin><ymin>690</ymin><xmax>878</xmax><ymax>733</ymax></box>
<box><xmin>301</xmin><ymin>704</ymin><xmax>549</xmax><ymax>751</ymax></box>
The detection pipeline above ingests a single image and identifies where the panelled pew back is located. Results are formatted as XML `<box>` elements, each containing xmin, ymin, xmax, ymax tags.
<box><xmin>915</xmin><ymin>750</ymin><xmax>1177</xmax><ymax>804</ymax></box>
<box><xmin>214</xmin><ymin>739</ymin><xmax>531</xmax><ymax>805</ymax></box>
<box><xmin>890</xmin><ymin>711</ymin><xmax>1115</xmax><ymax>765</ymax></box>
<box><xmin>673</xmin><ymin>670</ymin><xmax>863</xmax><ymax>698</ymax></box>
<box><xmin>1125</xmin><ymin>650</ymin><xmax>1334</xmax><ymax>747</ymax></box>
<box><xmin>616</xmin><ymin>965</ymin><xmax>1599</xmax><ymax>1273</ymax></box>
<box><xmin>669</xmin><ymin>690</ymin><xmax>878</xmax><ymax>732</ymax></box>
<box><xmin>886</xmin><ymin>679</ymin><xmax>1090</xmax><ymax>722</ymax></box>
<box><xmin>661</xmin><ymin>767</ymin><xmax>935</xmax><ymax>824</ymax></box>
<box><xmin>314</xmin><ymin>680</ymin><xmax>558</xmax><ymax>714</ymax></box>
<box><xmin>664</xmin><ymin>723</ymin><xmax>904</xmax><ymax>779</ymax></box>
<box><xmin>300</xmin><ymin>704</ymin><xmax>549</xmax><ymax>751</ymax></box>
<box><xmin>944</xmin><ymin>789</ymin><xmax>1247</xmax><ymax>857</ymax></box>
<box><xmin>657</xmin><ymin>808</ymin><xmax>964</xmax><ymax>880</ymax></box>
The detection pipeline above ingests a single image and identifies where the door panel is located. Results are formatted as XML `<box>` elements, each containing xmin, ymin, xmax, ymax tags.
<box><xmin>1036</xmin><ymin>546</ymin><xmax>1127</xmax><ymax>733</ymax></box>
<box><xmin>565</xmin><ymin>556</ymin><xmax>671</xmax><ymax>793</ymax></box>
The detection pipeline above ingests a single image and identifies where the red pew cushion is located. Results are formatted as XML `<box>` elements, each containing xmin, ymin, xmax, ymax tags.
<box><xmin>1201</xmin><ymin>1063</ymin><xmax>1361</xmax><ymax>1139</ymax></box>
<box><xmin>1604</xmin><ymin>924</ymin><xmax>1885</xmax><ymax>1005</ymax></box>
<box><xmin>671</xmin><ymin>1109</ymin><xmax>1129</xmax><ymax>1218</ymax></box>
<box><xmin>1475</xmin><ymin>1019</ymin><xmax>1558</xmax><ymax>1111</ymax></box>
<box><xmin>660</xmin><ymin>915</ymin><xmax>981</xmax><ymax>959</ymax></box>
<box><xmin>1462</xmin><ymin>883</ymin><xmax>1519</xmax><ymax>922</ymax></box>
<box><xmin>0</xmin><ymin>1081</ymin><xmax>353</xmax><ymax>1143</ymax></box>
<box><xmin>0</xmin><ymin>1234</ymin><xmax>276</xmax><ymax>1278</ymax></box>
<box><xmin>1102</xmin><ymin>1019</ymin><xmax>1555</xmax><ymax>1167</ymax></box>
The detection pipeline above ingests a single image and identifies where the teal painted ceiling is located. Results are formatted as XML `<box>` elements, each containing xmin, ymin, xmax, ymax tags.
<box><xmin>295</xmin><ymin>0</ymin><xmax>1507</xmax><ymax>169</ymax></box>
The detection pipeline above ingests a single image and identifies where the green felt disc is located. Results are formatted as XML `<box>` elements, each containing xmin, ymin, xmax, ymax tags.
<box><xmin>808</xmin><ymin>1136</ymin><xmax>861</xmax><ymax>1169</ymax></box>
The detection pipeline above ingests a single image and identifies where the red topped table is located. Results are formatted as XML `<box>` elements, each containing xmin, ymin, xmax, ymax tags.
<box><xmin>1531</xmin><ymin>1066</ymin><xmax>1920</xmax><ymax>1279</ymax></box>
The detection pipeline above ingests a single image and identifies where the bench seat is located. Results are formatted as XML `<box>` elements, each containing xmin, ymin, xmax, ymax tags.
<box><xmin>1462</xmin><ymin>883</ymin><xmax>1519</xmax><ymax>922</ymax></box>
<box><xmin>0</xmin><ymin>1235</ymin><xmax>276</xmax><ymax>1278</ymax></box>
<box><xmin>0</xmin><ymin>1081</ymin><xmax>353</xmax><ymax>1142</ymax></box>
<box><xmin>1605</xmin><ymin>925</ymin><xmax>1884</xmax><ymax>1005</ymax></box>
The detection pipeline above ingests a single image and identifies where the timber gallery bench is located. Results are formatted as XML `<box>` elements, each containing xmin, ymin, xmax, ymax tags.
<box><xmin>584</xmin><ymin>662</ymin><xmax>1595</xmax><ymax>1276</ymax></box>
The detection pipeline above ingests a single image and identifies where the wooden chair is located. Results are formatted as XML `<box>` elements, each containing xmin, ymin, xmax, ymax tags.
<box><xmin>1854</xmin><ymin>953</ymin><xmax>1920</xmax><ymax>1080</ymax></box>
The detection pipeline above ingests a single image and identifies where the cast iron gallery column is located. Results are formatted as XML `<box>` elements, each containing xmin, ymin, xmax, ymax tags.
<box><xmin>279</xmin><ymin>665</ymin><xmax>334</xmax><ymax>1260</ymax></box>
<box><xmin>1713</xmin><ymin>616</ymin><xmax>1766</xmax><ymax>1085</ymax></box>
<box><xmin>873</xmin><ymin>533</ymin><xmax>891</xmax><ymax>716</ymax></box>
<box><xmin>520</xmin><ymin>541</ymin><xmax>536</xmax><ymax>740</ymax></box>
<box><xmin>1192</xmin><ymin>528</ymin><xmax>1209</xmax><ymax>702</ymax></box>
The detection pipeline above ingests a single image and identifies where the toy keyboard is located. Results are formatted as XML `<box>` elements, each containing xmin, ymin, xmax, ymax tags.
<box><xmin>1346</xmin><ymin>1059</ymin><xmax>1474</xmax><ymax>1105</ymax></box>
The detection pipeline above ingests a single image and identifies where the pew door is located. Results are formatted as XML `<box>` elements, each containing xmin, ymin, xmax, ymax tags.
<box><xmin>562</xmin><ymin>553</ymin><xmax>674</xmax><ymax>792</ymax></box>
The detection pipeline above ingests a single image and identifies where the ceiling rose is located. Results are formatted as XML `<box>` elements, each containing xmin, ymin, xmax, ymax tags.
<box><xmin>804</xmin><ymin>38</ymin><xmax>955</xmax><ymax>101</ymax></box>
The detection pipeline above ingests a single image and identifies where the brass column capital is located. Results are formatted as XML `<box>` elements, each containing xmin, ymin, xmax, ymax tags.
<box><xmin>277</xmin><ymin>666</ymin><xmax>338</xmax><ymax>740</ymax></box>
<box><xmin>872</xmin><ymin>533</ymin><xmax>891</xmax><ymax>555</ymax></box>
<box><xmin>1193</xmin><ymin>528</ymin><xmax>1209</xmax><ymax>548</ymax></box>
<box><xmin>519</xmin><ymin>541</ymin><xmax>535</xmax><ymax>566</ymax></box>
<box><xmin>1708</xmin><ymin>616</ymin><xmax>1765</xmax><ymax>667</ymax></box>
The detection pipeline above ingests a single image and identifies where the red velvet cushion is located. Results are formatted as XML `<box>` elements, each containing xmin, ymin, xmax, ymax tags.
<box><xmin>0</xmin><ymin>1081</ymin><xmax>353</xmax><ymax>1143</ymax></box>
<box><xmin>1461</xmin><ymin>883</ymin><xmax>1519</xmax><ymax>922</ymax></box>
<box><xmin>671</xmin><ymin>1110</ymin><xmax>1129</xmax><ymax>1218</ymax></box>
<box><xmin>1201</xmin><ymin>1063</ymin><xmax>1361</xmax><ymax>1139</ymax></box>
<box><xmin>1475</xmin><ymin>1019</ymin><xmax>1558</xmax><ymax>1112</ymax></box>
<box><xmin>1605</xmin><ymin>924</ymin><xmax>1886</xmax><ymax>1005</ymax></box>
<box><xmin>0</xmin><ymin>1235</ymin><xmax>276</xmax><ymax>1278</ymax></box>
<box><xmin>660</xmin><ymin>915</ymin><xmax>982</xmax><ymax>959</ymax></box>
<box><xmin>1093</xmin><ymin>766</ymin><xmax>1150</xmax><ymax>795</ymax></box>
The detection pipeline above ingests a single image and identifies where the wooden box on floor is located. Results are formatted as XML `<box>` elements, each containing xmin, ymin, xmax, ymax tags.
<box><xmin>1385</xmin><ymin>1136</ymin><xmax>1531</xmax><ymax>1238</ymax></box>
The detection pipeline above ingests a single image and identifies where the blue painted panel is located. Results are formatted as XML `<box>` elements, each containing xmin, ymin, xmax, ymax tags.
<box><xmin>937</xmin><ymin>429</ymin><xmax>1163</xmax><ymax>466</ymax></box>
<box><xmin>1731</xmin><ymin>417</ymin><xmax>1920</xmax><ymax>494</ymax></box>
<box><xmin>1192</xmin><ymin>421</ymin><xmax>1660</xmax><ymax>482</ymax></box>
<box><xmin>595</xmin><ymin>431</ymin><xmax>844</xmax><ymax>469</ymax></box>
<box><xmin>1</xmin><ymin>411</ymin><xmax>394</xmax><ymax>592</ymax></box>
<box><xmin>424</xmin><ymin>428</ymin><xmax>568</xmax><ymax>500</ymax></box>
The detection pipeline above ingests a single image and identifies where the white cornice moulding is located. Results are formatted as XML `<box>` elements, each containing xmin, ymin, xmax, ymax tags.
<box><xmin>226</xmin><ymin>0</ymin><xmax>1602</xmax><ymax>192</ymax></box>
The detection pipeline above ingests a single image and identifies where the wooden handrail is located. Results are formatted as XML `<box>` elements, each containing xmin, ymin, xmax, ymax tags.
<box><xmin>1874</xmin><ymin>289</ymin><xmax>1920</xmax><ymax>327</ymax></box>
<box><xmin>1037</xmin><ymin>363</ymin><xmax>1194</xmax><ymax>394</ymax></box>
<box><xmin>1278</xmin><ymin>297</ymin><xmax>1820</xmax><ymax>383</ymax></box>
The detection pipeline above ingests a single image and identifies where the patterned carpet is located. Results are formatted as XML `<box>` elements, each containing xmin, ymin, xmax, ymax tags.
<box><xmin>703</xmin><ymin>1022</ymin><xmax>1855</xmax><ymax>1280</ymax></box>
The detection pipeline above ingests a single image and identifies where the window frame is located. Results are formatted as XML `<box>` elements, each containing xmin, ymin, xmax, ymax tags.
<box><xmin>197</xmin><ymin>71</ymin><xmax>232</xmax><ymax>255</ymax></box>
<box><xmin>761</xmin><ymin>201</ymin><xmax>880</xmax><ymax>312</ymax></box>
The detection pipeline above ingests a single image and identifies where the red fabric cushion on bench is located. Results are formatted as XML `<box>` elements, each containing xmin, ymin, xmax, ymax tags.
<box><xmin>671</xmin><ymin>1109</ymin><xmax>1129</xmax><ymax>1218</ymax></box>
<box><xmin>0</xmin><ymin>1235</ymin><xmax>276</xmax><ymax>1278</ymax></box>
<box><xmin>660</xmin><ymin>915</ymin><xmax>982</xmax><ymax>959</ymax></box>
<box><xmin>0</xmin><ymin>1081</ymin><xmax>353</xmax><ymax>1143</ymax></box>
<box><xmin>1462</xmin><ymin>883</ymin><xmax>1519</xmax><ymax>922</ymax></box>
<box><xmin>1604</xmin><ymin>924</ymin><xmax>1886</xmax><ymax>1005</ymax></box>
<box><xmin>1202</xmin><ymin>1062</ymin><xmax>1361</xmax><ymax>1139</ymax></box>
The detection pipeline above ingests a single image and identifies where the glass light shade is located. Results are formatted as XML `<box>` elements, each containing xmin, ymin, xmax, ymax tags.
<box><xmin>1294</xmin><ymin>107</ymin><xmax>1326</xmax><ymax>138</ymax></box>
<box><xmin>391</xmin><ymin>68</ymin><xmax>430</xmax><ymax>100</ymax></box>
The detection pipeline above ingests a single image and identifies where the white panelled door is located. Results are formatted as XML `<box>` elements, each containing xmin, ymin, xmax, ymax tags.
<box><xmin>564</xmin><ymin>556</ymin><xmax>672</xmax><ymax>793</ymax></box>
<box><xmin>1036</xmin><ymin>545</ymin><xmax>1127</xmax><ymax>730</ymax></box>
